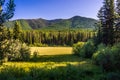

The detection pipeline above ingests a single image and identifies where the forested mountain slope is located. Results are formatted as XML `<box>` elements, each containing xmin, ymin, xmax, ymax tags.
<box><xmin>4</xmin><ymin>16</ymin><xmax>97</xmax><ymax>30</ymax></box>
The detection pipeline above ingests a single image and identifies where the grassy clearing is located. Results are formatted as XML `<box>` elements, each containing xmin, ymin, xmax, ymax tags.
<box><xmin>3</xmin><ymin>55</ymin><xmax>91</xmax><ymax>68</ymax></box>
<box><xmin>30</xmin><ymin>47</ymin><xmax>72</xmax><ymax>55</ymax></box>
<box><xmin>0</xmin><ymin>47</ymin><xmax>103</xmax><ymax>80</ymax></box>
<box><xmin>0</xmin><ymin>54</ymin><xmax>103</xmax><ymax>80</ymax></box>
<box><xmin>1</xmin><ymin>54</ymin><xmax>100</xmax><ymax>73</ymax></box>
<box><xmin>0</xmin><ymin>55</ymin><xmax>102</xmax><ymax>80</ymax></box>
<box><xmin>1</xmin><ymin>47</ymin><xmax>96</xmax><ymax>71</ymax></box>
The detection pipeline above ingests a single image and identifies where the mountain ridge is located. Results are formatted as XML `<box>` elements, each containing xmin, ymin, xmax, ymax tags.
<box><xmin>4</xmin><ymin>16</ymin><xmax>98</xmax><ymax>30</ymax></box>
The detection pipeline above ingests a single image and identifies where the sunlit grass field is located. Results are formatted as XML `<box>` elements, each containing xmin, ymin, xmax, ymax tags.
<box><xmin>1</xmin><ymin>47</ymin><xmax>92</xmax><ymax>69</ymax></box>
<box><xmin>0</xmin><ymin>47</ymin><xmax>102</xmax><ymax>80</ymax></box>
<box><xmin>3</xmin><ymin>55</ymin><xmax>92</xmax><ymax>69</ymax></box>
<box><xmin>30</xmin><ymin>47</ymin><xmax>72</xmax><ymax>55</ymax></box>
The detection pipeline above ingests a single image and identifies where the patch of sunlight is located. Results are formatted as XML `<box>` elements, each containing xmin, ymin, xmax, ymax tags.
<box><xmin>3</xmin><ymin>61</ymin><xmax>86</xmax><ymax>69</ymax></box>
<box><xmin>30</xmin><ymin>47</ymin><xmax>72</xmax><ymax>55</ymax></box>
<box><xmin>79</xmin><ymin>61</ymin><xmax>88</xmax><ymax>65</ymax></box>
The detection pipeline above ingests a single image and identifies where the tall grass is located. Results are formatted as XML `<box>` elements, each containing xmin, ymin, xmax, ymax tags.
<box><xmin>0</xmin><ymin>64</ymin><xmax>102</xmax><ymax>80</ymax></box>
<box><xmin>0</xmin><ymin>54</ymin><xmax>104</xmax><ymax>80</ymax></box>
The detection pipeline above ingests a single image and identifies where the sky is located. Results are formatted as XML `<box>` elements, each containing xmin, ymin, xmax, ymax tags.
<box><xmin>13</xmin><ymin>0</ymin><xmax>103</xmax><ymax>20</ymax></box>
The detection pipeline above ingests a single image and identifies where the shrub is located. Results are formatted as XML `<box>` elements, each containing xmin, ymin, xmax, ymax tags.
<box><xmin>0</xmin><ymin>66</ymin><xmax>27</xmax><ymax>80</ymax></box>
<box><xmin>0</xmin><ymin>40</ymin><xmax>11</xmax><ymax>64</ymax></box>
<box><xmin>81</xmin><ymin>40</ymin><xmax>96</xmax><ymax>58</ymax></box>
<box><xmin>92</xmin><ymin>44</ymin><xmax>114</xmax><ymax>71</ymax></box>
<box><xmin>19</xmin><ymin>43</ymin><xmax>31</xmax><ymax>61</ymax></box>
<box><xmin>111</xmin><ymin>43</ymin><xmax>120</xmax><ymax>71</ymax></box>
<box><xmin>7</xmin><ymin>40</ymin><xmax>31</xmax><ymax>61</ymax></box>
<box><xmin>32</xmin><ymin>51</ymin><xmax>39</xmax><ymax>61</ymax></box>
<box><xmin>73</xmin><ymin>40</ymin><xmax>96</xmax><ymax>58</ymax></box>
<box><xmin>93</xmin><ymin>43</ymin><xmax>120</xmax><ymax>72</ymax></box>
<box><xmin>93</xmin><ymin>47</ymin><xmax>114</xmax><ymax>71</ymax></box>
<box><xmin>73</xmin><ymin>42</ymin><xmax>85</xmax><ymax>56</ymax></box>
<box><xmin>0</xmin><ymin>64</ymin><xmax>104</xmax><ymax>80</ymax></box>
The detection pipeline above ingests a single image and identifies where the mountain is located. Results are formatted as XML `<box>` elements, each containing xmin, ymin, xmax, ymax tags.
<box><xmin>4</xmin><ymin>16</ymin><xmax>97</xmax><ymax>30</ymax></box>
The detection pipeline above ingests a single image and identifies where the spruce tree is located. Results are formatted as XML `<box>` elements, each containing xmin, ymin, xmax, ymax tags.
<box><xmin>116</xmin><ymin>0</ymin><xmax>120</xmax><ymax>25</ymax></box>
<box><xmin>0</xmin><ymin>0</ymin><xmax>15</xmax><ymax>64</ymax></box>
<box><xmin>13</xmin><ymin>21</ymin><xmax>21</xmax><ymax>40</ymax></box>
<box><xmin>115</xmin><ymin>0</ymin><xmax>120</xmax><ymax>42</ymax></box>
<box><xmin>116</xmin><ymin>0</ymin><xmax>120</xmax><ymax>15</ymax></box>
<box><xmin>97</xmin><ymin>0</ymin><xmax>115</xmax><ymax>45</ymax></box>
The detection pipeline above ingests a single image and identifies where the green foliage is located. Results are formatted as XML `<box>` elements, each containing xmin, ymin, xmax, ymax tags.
<box><xmin>13</xmin><ymin>21</ymin><xmax>21</xmax><ymax>40</ymax></box>
<box><xmin>81</xmin><ymin>40</ymin><xmax>96</xmax><ymax>58</ymax></box>
<box><xmin>0</xmin><ymin>0</ymin><xmax>15</xmax><ymax>64</ymax></box>
<box><xmin>92</xmin><ymin>45</ymin><xmax>114</xmax><ymax>71</ymax></box>
<box><xmin>4</xmin><ymin>20</ymin><xmax>32</xmax><ymax>30</ymax></box>
<box><xmin>19</xmin><ymin>43</ymin><xmax>31</xmax><ymax>61</ymax></box>
<box><xmin>0</xmin><ymin>0</ymin><xmax>15</xmax><ymax>25</ymax></box>
<box><xmin>32</xmin><ymin>43</ymin><xmax>48</xmax><ymax>47</ymax></box>
<box><xmin>111</xmin><ymin>43</ymin><xmax>120</xmax><ymax>70</ymax></box>
<box><xmin>73</xmin><ymin>40</ymin><xmax>96</xmax><ymax>58</ymax></box>
<box><xmin>97</xmin><ymin>0</ymin><xmax>115</xmax><ymax>45</ymax></box>
<box><xmin>0</xmin><ymin>64</ymin><xmax>102</xmax><ymax>80</ymax></box>
<box><xmin>0</xmin><ymin>27</ymin><xmax>11</xmax><ymax>64</ymax></box>
<box><xmin>31</xmin><ymin>51</ymin><xmax>39</xmax><ymax>61</ymax></box>
<box><xmin>21</xmin><ymin>30</ymin><xmax>95</xmax><ymax>46</ymax></box>
<box><xmin>93</xmin><ymin>43</ymin><xmax>120</xmax><ymax>71</ymax></box>
<box><xmin>8</xmin><ymin>40</ymin><xmax>31</xmax><ymax>61</ymax></box>
<box><xmin>73</xmin><ymin>42</ymin><xmax>85</xmax><ymax>56</ymax></box>
<box><xmin>0</xmin><ymin>66</ymin><xmax>27</xmax><ymax>80</ymax></box>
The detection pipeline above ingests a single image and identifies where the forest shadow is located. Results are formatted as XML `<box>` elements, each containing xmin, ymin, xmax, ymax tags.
<box><xmin>29</xmin><ymin>54</ymin><xmax>84</xmax><ymax>62</ymax></box>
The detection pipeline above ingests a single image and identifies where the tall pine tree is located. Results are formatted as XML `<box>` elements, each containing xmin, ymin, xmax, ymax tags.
<box><xmin>97</xmin><ymin>0</ymin><xmax>115</xmax><ymax>45</ymax></box>
<box><xmin>115</xmin><ymin>0</ymin><xmax>120</xmax><ymax>42</ymax></box>
<box><xmin>0</xmin><ymin>0</ymin><xmax>15</xmax><ymax>64</ymax></box>
<box><xmin>13</xmin><ymin>21</ymin><xmax>21</xmax><ymax>40</ymax></box>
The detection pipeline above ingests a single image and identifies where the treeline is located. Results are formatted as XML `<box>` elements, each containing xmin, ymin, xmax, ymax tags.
<box><xmin>20</xmin><ymin>30</ymin><xmax>96</xmax><ymax>46</ymax></box>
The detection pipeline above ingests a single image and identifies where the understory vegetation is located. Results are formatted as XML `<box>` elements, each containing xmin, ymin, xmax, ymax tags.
<box><xmin>0</xmin><ymin>55</ymin><xmax>114</xmax><ymax>80</ymax></box>
<box><xmin>0</xmin><ymin>64</ymin><xmax>103</xmax><ymax>80</ymax></box>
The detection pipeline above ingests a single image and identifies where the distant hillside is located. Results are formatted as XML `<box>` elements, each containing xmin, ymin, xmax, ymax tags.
<box><xmin>4</xmin><ymin>16</ymin><xmax>97</xmax><ymax>30</ymax></box>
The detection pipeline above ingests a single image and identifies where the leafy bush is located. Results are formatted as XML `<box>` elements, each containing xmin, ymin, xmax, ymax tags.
<box><xmin>8</xmin><ymin>40</ymin><xmax>31</xmax><ymax>61</ymax></box>
<box><xmin>73</xmin><ymin>42</ymin><xmax>85</xmax><ymax>56</ymax></box>
<box><xmin>111</xmin><ymin>43</ymin><xmax>120</xmax><ymax>71</ymax></box>
<box><xmin>92</xmin><ymin>44</ymin><xmax>114</xmax><ymax>71</ymax></box>
<box><xmin>81</xmin><ymin>40</ymin><xmax>96</xmax><ymax>58</ymax></box>
<box><xmin>93</xmin><ymin>43</ymin><xmax>120</xmax><ymax>71</ymax></box>
<box><xmin>19</xmin><ymin>43</ymin><xmax>31</xmax><ymax>61</ymax></box>
<box><xmin>0</xmin><ymin>66</ymin><xmax>27</xmax><ymax>80</ymax></box>
<box><xmin>31</xmin><ymin>51</ymin><xmax>39</xmax><ymax>61</ymax></box>
<box><xmin>73</xmin><ymin>40</ymin><xmax>96</xmax><ymax>58</ymax></box>
<box><xmin>0</xmin><ymin>40</ymin><xmax>11</xmax><ymax>64</ymax></box>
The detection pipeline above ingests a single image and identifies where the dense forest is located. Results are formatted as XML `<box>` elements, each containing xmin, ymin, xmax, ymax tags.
<box><xmin>19</xmin><ymin>30</ymin><xmax>96</xmax><ymax>46</ymax></box>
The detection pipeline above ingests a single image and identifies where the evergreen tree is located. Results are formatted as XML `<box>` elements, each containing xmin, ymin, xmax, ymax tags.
<box><xmin>115</xmin><ymin>0</ymin><xmax>120</xmax><ymax>42</ymax></box>
<box><xmin>116</xmin><ymin>0</ymin><xmax>120</xmax><ymax>15</ymax></box>
<box><xmin>13</xmin><ymin>21</ymin><xmax>21</xmax><ymax>40</ymax></box>
<box><xmin>0</xmin><ymin>0</ymin><xmax>15</xmax><ymax>64</ymax></box>
<box><xmin>116</xmin><ymin>0</ymin><xmax>120</xmax><ymax>25</ymax></box>
<box><xmin>97</xmin><ymin>0</ymin><xmax>115</xmax><ymax>45</ymax></box>
<box><xmin>7</xmin><ymin>28</ymin><xmax>12</xmax><ymax>39</ymax></box>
